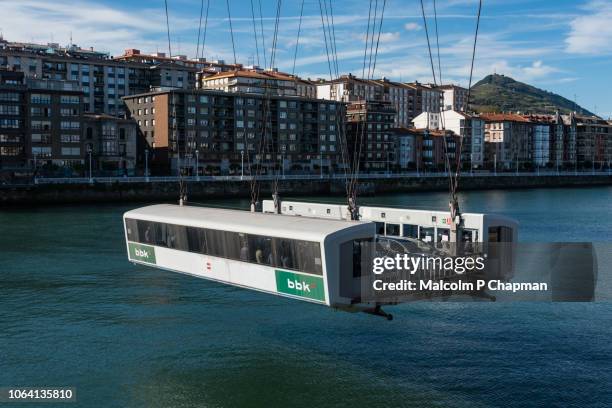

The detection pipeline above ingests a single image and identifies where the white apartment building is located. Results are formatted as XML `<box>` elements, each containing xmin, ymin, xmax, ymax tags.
<box><xmin>437</xmin><ymin>84</ymin><xmax>469</xmax><ymax>111</ymax></box>
<box><xmin>412</xmin><ymin>110</ymin><xmax>484</xmax><ymax>168</ymax></box>
<box><xmin>199</xmin><ymin>70</ymin><xmax>299</xmax><ymax>97</ymax></box>
<box><xmin>316</xmin><ymin>74</ymin><xmax>383</xmax><ymax>103</ymax></box>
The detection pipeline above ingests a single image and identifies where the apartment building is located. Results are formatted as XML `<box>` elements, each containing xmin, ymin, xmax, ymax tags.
<box><xmin>393</xmin><ymin>127</ymin><xmax>458</xmax><ymax>171</ymax></box>
<box><xmin>521</xmin><ymin>114</ymin><xmax>551</xmax><ymax>167</ymax></box>
<box><xmin>404</xmin><ymin>82</ymin><xmax>443</xmax><ymax>115</ymax></box>
<box><xmin>393</xmin><ymin>127</ymin><xmax>420</xmax><ymax>170</ymax></box>
<box><xmin>373</xmin><ymin>78</ymin><xmax>418</xmax><ymax>127</ymax></box>
<box><xmin>574</xmin><ymin>115</ymin><xmax>611</xmax><ymax>166</ymax></box>
<box><xmin>123</xmin><ymin>89</ymin><xmax>344</xmax><ymax>175</ymax></box>
<box><xmin>198</xmin><ymin>70</ymin><xmax>297</xmax><ymax>97</ymax></box>
<box><xmin>481</xmin><ymin>113</ymin><xmax>532</xmax><ymax>170</ymax></box>
<box><xmin>345</xmin><ymin>100</ymin><xmax>396</xmax><ymax>172</ymax></box>
<box><xmin>437</xmin><ymin>84</ymin><xmax>469</xmax><ymax>112</ymax></box>
<box><xmin>550</xmin><ymin>111</ymin><xmax>577</xmax><ymax>167</ymax></box>
<box><xmin>316</xmin><ymin>74</ymin><xmax>384</xmax><ymax>103</ymax></box>
<box><xmin>83</xmin><ymin>113</ymin><xmax>138</xmax><ymax>174</ymax></box>
<box><xmin>0</xmin><ymin>39</ymin><xmax>196</xmax><ymax>117</ymax></box>
<box><xmin>0</xmin><ymin>72</ymin><xmax>85</xmax><ymax>171</ymax></box>
<box><xmin>412</xmin><ymin>110</ymin><xmax>485</xmax><ymax>169</ymax></box>
<box><xmin>0</xmin><ymin>68</ymin><xmax>139</xmax><ymax>175</ymax></box>
<box><xmin>0</xmin><ymin>69</ymin><xmax>26</xmax><ymax>169</ymax></box>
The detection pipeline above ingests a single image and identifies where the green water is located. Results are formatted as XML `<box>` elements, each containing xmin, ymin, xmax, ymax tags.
<box><xmin>1</xmin><ymin>187</ymin><xmax>611</xmax><ymax>407</ymax></box>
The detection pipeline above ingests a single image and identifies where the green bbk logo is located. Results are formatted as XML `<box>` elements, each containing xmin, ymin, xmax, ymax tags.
<box><xmin>275</xmin><ymin>270</ymin><xmax>325</xmax><ymax>302</ymax></box>
<box><xmin>129</xmin><ymin>243</ymin><xmax>156</xmax><ymax>264</ymax></box>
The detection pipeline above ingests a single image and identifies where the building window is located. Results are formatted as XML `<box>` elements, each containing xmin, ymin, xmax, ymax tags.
<box><xmin>30</xmin><ymin>120</ymin><xmax>50</xmax><ymax>130</ymax></box>
<box><xmin>31</xmin><ymin>146</ymin><xmax>52</xmax><ymax>157</ymax></box>
<box><xmin>30</xmin><ymin>94</ymin><xmax>51</xmax><ymax>104</ymax></box>
<box><xmin>60</xmin><ymin>134</ymin><xmax>80</xmax><ymax>143</ymax></box>
<box><xmin>0</xmin><ymin>92</ymin><xmax>20</xmax><ymax>102</ymax></box>
<box><xmin>0</xmin><ymin>105</ymin><xmax>19</xmax><ymax>115</ymax></box>
<box><xmin>60</xmin><ymin>95</ymin><xmax>80</xmax><ymax>104</ymax></box>
<box><xmin>61</xmin><ymin>121</ymin><xmax>80</xmax><ymax>130</ymax></box>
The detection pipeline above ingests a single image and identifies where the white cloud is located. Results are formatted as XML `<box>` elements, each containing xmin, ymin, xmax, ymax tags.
<box><xmin>404</xmin><ymin>22</ymin><xmax>421</xmax><ymax>31</ymax></box>
<box><xmin>0</xmin><ymin>0</ymin><xmax>239</xmax><ymax>60</ymax></box>
<box><xmin>378</xmin><ymin>32</ymin><xmax>401</xmax><ymax>42</ymax></box>
<box><xmin>522</xmin><ymin>60</ymin><xmax>559</xmax><ymax>78</ymax></box>
<box><xmin>565</xmin><ymin>0</ymin><xmax>612</xmax><ymax>55</ymax></box>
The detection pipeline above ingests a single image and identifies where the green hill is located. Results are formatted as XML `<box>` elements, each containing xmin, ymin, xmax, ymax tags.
<box><xmin>470</xmin><ymin>74</ymin><xmax>594</xmax><ymax>116</ymax></box>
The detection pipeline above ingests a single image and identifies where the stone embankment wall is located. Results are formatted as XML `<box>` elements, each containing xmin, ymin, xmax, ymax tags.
<box><xmin>1</xmin><ymin>175</ymin><xmax>610</xmax><ymax>206</ymax></box>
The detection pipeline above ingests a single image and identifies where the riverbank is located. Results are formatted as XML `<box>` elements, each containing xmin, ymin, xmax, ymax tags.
<box><xmin>1</xmin><ymin>173</ymin><xmax>611</xmax><ymax>206</ymax></box>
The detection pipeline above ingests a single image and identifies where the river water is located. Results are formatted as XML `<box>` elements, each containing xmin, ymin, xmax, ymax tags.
<box><xmin>1</xmin><ymin>187</ymin><xmax>611</xmax><ymax>407</ymax></box>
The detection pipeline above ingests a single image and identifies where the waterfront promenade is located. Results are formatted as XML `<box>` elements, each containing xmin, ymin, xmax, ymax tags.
<box><xmin>1</xmin><ymin>171</ymin><xmax>610</xmax><ymax>206</ymax></box>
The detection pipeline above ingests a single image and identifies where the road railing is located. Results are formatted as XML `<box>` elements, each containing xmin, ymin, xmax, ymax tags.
<box><xmin>29</xmin><ymin>170</ymin><xmax>612</xmax><ymax>185</ymax></box>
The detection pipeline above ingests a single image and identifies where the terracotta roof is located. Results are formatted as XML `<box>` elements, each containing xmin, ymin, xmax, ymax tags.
<box><xmin>479</xmin><ymin>113</ymin><xmax>531</xmax><ymax>123</ymax></box>
<box><xmin>521</xmin><ymin>114</ymin><xmax>554</xmax><ymax>123</ymax></box>
<box><xmin>202</xmin><ymin>69</ymin><xmax>299</xmax><ymax>82</ymax></box>
<box><xmin>392</xmin><ymin>127</ymin><xmax>452</xmax><ymax>137</ymax></box>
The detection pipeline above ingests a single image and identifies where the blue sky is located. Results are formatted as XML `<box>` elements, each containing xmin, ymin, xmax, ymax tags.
<box><xmin>2</xmin><ymin>0</ymin><xmax>611</xmax><ymax>117</ymax></box>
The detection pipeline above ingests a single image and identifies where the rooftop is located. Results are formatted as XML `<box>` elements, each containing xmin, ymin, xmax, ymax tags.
<box><xmin>479</xmin><ymin>113</ymin><xmax>531</xmax><ymax>123</ymax></box>
<box><xmin>124</xmin><ymin>204</ymin><xmax>372</xmax><ymax>242</ymax></box>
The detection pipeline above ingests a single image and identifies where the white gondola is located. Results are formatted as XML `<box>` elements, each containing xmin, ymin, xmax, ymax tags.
<box><xmin>263</xmin><ymin>200</ymin><xmax>518</xmax><ymax>281</ymax></box>
<box><xmin>123</xmin><ymin>204</ymin><xmax>376</xmax><ymax>310</ymax></box>
<box><xmin>262</xmin><ymin>200</ymin><xmax>518</xmax><ymax>244</ymax></box>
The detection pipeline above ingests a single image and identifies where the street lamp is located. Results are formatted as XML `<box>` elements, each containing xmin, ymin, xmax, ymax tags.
<box><xmin>33</xmin><ymin>153</ymin><xmax>38</xmax><ymax>184</ymax></box>
<box><xmin>386</xmin><ymin>151</ymin><xmax>390</xmax><ymax>176</ymax></box>
<box><xmin>87</xmin><ymin>145</ymin><xmax>93</xmax><ymax>183</ymax></box>
<box><xmin>494</xmin><ymin>153</ymin><xmax>497</xmax><ymax>175</ymax></box>
<box><xmin>470</xmin><ymin>153</ymin><xmax>473</xmax><ymax>176</ymax></box>
<box><xmin>145</xmin><ymin>148</ymin><xmax>149</xmax><ymax>182</ymax></box>
<box><xmin>195</xmin><ymin>149</ymin><xmax>199</xmax><ymax>181</ymax></box>
<box><xmin>320</xmin><ymin>154</ymin><xmax>323</xmax><ymax>179</ymax></box>
<box><xmin>241</xmin><ymin>150</ymin><xmax>244</xmax><ymax>180</ymax></box>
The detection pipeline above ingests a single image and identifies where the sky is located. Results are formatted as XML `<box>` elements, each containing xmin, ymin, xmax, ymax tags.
<box><xmin>1</xmin><ymin>0</ymin><xmax>611</xmax><ymax>118</ymax></box>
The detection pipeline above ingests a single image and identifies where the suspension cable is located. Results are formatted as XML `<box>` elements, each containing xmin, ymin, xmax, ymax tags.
<box><xmin>291</xmin><ymin>0</ymin><xmax>305</xmax><ymax>76</ymax></box>
<box><xmin>226</xmin><ymin>0</ymin><xmax>237</xmax><ymax>65</ymax></box>
<box><xmin>327</xmin><ymin>0</ymin><xmax>340</xmax><ymax>77</ymax></box>
<box><xmin>371</xmin><ymin>0</ymin><xmax>387</xmax><ymax>77</ymax></box>
<box><xmin>362</xmin><ymin>0</ymin><xmax>373</xmax><ymax>79</ymax></box>
<box><xmin>454</xmin><ymin>0</ymin><xmax>482</xmax><ymax>192</ymax></box>
<box><xmin>258</xmin><ymin>0</ymin><xmax>267</xmax><ymax>69</ymax></box>
<box><xmin>195</xmin><ymin>0</ymin><xmax>205</xmax><ymax>61</ymax></box>
<box><xmin>420</xmin><ymin>0</ymin><xmax>453</xmax><ymax>197</ymax></box>
<box><xmin>199</xmin><ymin>0</ymin><xmax>210</xmax><ymax>60</ymax></box>
<box><xmin>164</xmin><ymin>0</ymin><xmax>172</xmax><ymax>58</ymax></box>
<box><xmin>433</xmin><ymin>0</ymin><xmax>442</xmax><ymax>85</ymax></box>
<box><xmin>366</xmin><ymin>0</ymin><xmax>379</xmax><ymax>80</ymax></box>
<box><xmin>250</xmin><ymin>0</ymin><xmax>261</xmax><ymax>67</ymax></box>
<box><xmin>419</xmin><ymin>0</ymin><xmax>436</xmax><ymax>87</ymax></box>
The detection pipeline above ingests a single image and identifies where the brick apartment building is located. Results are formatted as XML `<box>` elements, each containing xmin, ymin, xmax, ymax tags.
<box><xmin>393</xmin><ymin>127</ymin><xmax>459</xmax><ymax>171</ymax></box>
<box><xmin>345</xmin><ymin>100</ymin><xmax>397</xmax><ymax>172</ymax></box>
<box><xmin>0</xmin><ymin>39</ymin><xmax>199</xmax><ymax>117</ymax></box>
<box><xmin>0</xmin><ymin>68</ymin><xmax>137</xmax><ymax>175</ymax></box>
<box><xmin>123</xmin><ymin>89</ymin><xmax>344</xmax><ymax>175</ymax></box>
<box><xmin>198</xmin><ymin>69</ymin><xmax>317</xmax><ymax>99</ymax></box>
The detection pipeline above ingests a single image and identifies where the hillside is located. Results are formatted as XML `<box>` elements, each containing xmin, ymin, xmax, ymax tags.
<box><xmin>470</xmin><ymin>74</ymin><xmax>594</xmax><ymax>116</ymax></box>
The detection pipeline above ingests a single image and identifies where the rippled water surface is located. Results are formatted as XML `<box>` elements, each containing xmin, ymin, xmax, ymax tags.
<box><xmin>1</xmin><ymin>187</ymin><xmax>611</xmax><ymax>407</ymax></box>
